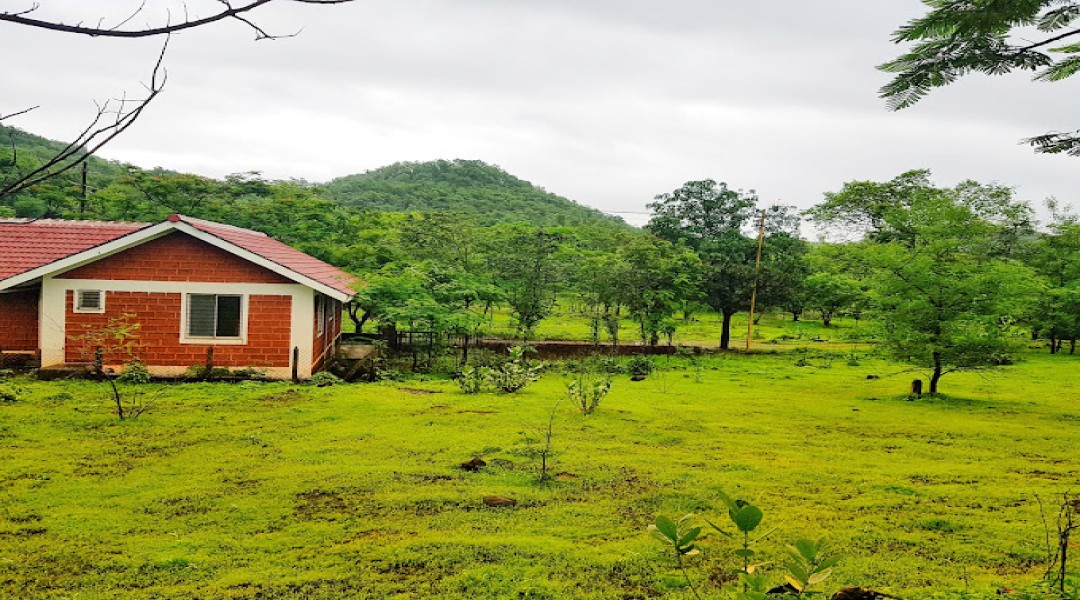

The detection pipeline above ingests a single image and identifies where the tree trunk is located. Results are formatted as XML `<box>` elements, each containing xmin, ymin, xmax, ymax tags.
<box><xmin>822</xmin><ymin>310</ymin><xmax>833</xmax><ymax>327</ymax></box>
<box><xmin>720</xmin><ymin>310</ymin><xmax>734</xmax><ymax>349</ymax></box>
<box><xmin>1050</xmin><ymin>334</ymin><xmax>1058</xmax><ymax>354</ymax></box>
<box><xmin>791</xmin><ymin>309</ymin><xmax>801</xmax><ymax>322</ymax></box>
<box><xmin>929</xmin><ymin>352</ymin><xmax>943</xmax><ymax>395</ymax></box>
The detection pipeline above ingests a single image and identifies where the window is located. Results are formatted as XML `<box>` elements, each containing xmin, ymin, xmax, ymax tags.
<box><xmin>186</xmin><ymin>294</ymin><xmax>243</xmax><ymax>339</ymax></box>
<box><xmin>74</xmin><ymin>290</ymin><xmax>105</xmax><ymax>313</ymax></box>
<box><xmin>315</xmin><ymin>295</ymin><xmax>326</xmax><ymax>336</ymax></box>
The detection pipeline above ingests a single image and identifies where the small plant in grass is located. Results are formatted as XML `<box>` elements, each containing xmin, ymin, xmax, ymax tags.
<box><xmin>649</xmin><ymin>514</ymin><xmax>705</xmax><ymax>600</ymax></box>
<box><xmin>705</xmin><ymin>491</ymin><xmax>771</xmax><ymax>578</ymax></box>
<box><xmin>310</xmin><ymin>371</ymin><xmax>343</xmax><ymax>387</ymax></box>
<box><xmin>0</xmin><ymin>382</ymin><xmax>22</xmax><ymax>403</ymax></box>
<box><xmin>490</xmin><ymin>346</ymin><xmax>542</xmax><ymax>394</ymax></box>
<box><xmin>515</xmin><ymin>398</ymin><xmax>562</xmax><ymax>483</ymax></box>
<box><xmin>596</xmin><ymin>356</ymin><xmax>624</xmax><ymax>374</ymax></box>
<box><xmin>628</xmin><ymin>356</ymin><xmax>653</xmax><ymax>380</ymax></box>
<box><xmin>565</xmin><ymin>366</ymin><xmax>612</xmax><ymax>415</ymax></box>
<box><xmin>1042</xmin><ymin>492</ymin><xmax>1078</xmax><ymax>597</ymax></box>
<box><xmin>455</xmin><ymin>365</ymin><xmax>491</xmax><ymax>394</ymax></box>
<box><xmin>783</xmin><ymin>538</ymin><xmax>841</xmax><ymax>595</ymax></box>
<box><xmin>650</xmin><ymin>491</ymin><xmax>839</xmax><ymax>597</ymax></box>
<box><xmin>107</xmin><ymin>360</ymin><xmax>162</xmax><ymax>420</ymax></box>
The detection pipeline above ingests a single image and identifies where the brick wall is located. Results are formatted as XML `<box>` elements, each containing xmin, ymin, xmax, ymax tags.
<box><xmin>58</xmin><ymin>232</ymin><xmax>292</xmax><ymax>284</ymax></box>
<box><xmin>65</xmin><ymin>291</ymin><xmax>293</xmax><ymax>369</ymax></box>
<box><xmin>0</xmin><ymin>289</ymin><xmax>39</xmax><ymax>351</ymax></box>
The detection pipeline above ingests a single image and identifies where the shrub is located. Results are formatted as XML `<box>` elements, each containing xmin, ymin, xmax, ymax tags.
<box><xmin>0</xmin><ymin>383</ymin><xmax>22</xmax><ymax>403</ymax></box>
<box><xmin>596</xmin><ymin>356</ymin><xmax>624</xmax><ymax>374</ymax></box>
<box><xmin>456</xmin><ymin>365</ymin><xmax>491</xmax><ymax>394</ymax></box>
<box><xmin>455</xmin><ymin>347</ymin><xmax>542</xmax><ymax>394</ymax></box>
<box><xmin>311</xmin><ymin>371</ymin><xmax>343</xmax><ymax>387</ymax></box>
<box><xmin>566</xmin><ymin>369</ymin><xmax>612</xmax><ymax>415</ymax></box>
<box><xmin>117</xmin><ymin>360</ymin><xmax>152</xmax><ymax>384</ymax></box>
<box><xmin>627</xmin><ymin>356</ymin><xmax>653</xmax><ymax>379</ymax></box>
<box><xmin>489</xmin><ymin>347</ymin><xmax>542</xmax><ymax>394</ymax></box>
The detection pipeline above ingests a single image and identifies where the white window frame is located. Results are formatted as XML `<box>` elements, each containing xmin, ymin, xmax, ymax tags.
<box><xmin>180</xmin><ymin>293</ymin><xmax>249</xmax><ymax>345</ymax></box>
<box><xmin>73</xmin><ymin>289</ymin><xmax>105</xmax><ymax>314</ymax></box>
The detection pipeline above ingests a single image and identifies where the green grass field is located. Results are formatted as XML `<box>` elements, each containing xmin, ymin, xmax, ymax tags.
<box><xmin>1</xmin><ymin>350</ymin><xmax>1077</xmax><ymax>599</ymax></box>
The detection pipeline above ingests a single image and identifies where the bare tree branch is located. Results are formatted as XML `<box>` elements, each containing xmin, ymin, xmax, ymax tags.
<box><xmin>0</xmin><ymin>1</ymin><xmax>354</xmax><ymax>206</ymax></box>
<box><xmin>0</xmin><ymin>38</ymin><xmax>169</xmax><ymax>202</ymax></box>
<box><xmin>0</xmin><ymin>106</ymin><xmax>40</xmax><ymax>122</ymax></box>
<box><xmin>0</xmin><ymin>0</ymin><xmax>353</xmax><ymax>39</ymax></box>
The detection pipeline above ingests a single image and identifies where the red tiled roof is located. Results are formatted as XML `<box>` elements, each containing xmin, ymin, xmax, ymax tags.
<box><xmin>0</xmin><ymin>218</ymin><xmax>150</xmax><ymax>281</ymax></box>
<box><xmin>174</xmin><ymin>215</ymin><xmax>358</xmax><ymax>297</ymax></box>
<box><xmin>0</xmin><ymin>216</ymin><xmax>357</xmax><ymax>298</ymax></box>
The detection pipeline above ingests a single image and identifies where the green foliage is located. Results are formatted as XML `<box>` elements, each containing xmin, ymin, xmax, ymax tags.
<box><xmin>455</xmin><ymin>347</ymin><xmax>542</xmax><ymax>394</ymax></box>
<box><xmin>565</xmin><ymin>367</ymin><xmax>613</xmax><ymax>415</ymax></box>
<box><xmin>0</xmin><ymin>125</ymin><xmax>130</xmax><ymax>214</ymax></box>
<box><xmin>455</xmin><ymin>365</ymin><xmax>491</xmax><ymax>394</ymax></box>
<box><xmin>0</xmin><ymin>382</ymin><xmax>23</xmax><ymax>403</ymax></box>
<box><xmin>489</xmin><ymin>346</ymin><xmax>543</xmax><ymax>394</ymax></box>
<box><xmin>707</xmin><ymin>491</ymin><xmax>771</xmax><ymax>576</ymax></box>
<box><xmin>653</xmin><ymin>493</ymin><xmax>839</xmax><ymax>599</ymax></box>
<box><xmin>808</xmin><ymin>171</ymin><xmax>1042</xmax><ymax>394</ymax></box>
<box><xmin>310</xmin><ymin>371</ymin><xmax>343</xmax><ymax>387</ymax></box>
<box><xmin>323</xmin><ymin>159</ymin><xmax>627</xmax><ymax>228</ymax></box>
<box><xmin>880</xmin><ymin>1</ymin><xmax>1080</xmax><ymax>155</ymax></box>
<box><xmin>627</xmin><ymin>356</ymin><xmax>654</xmax><ymax>379</ymax></box>
<box><xmin>802</xmin><ymin>273</ymin><xmax>863</xmax><ymax>327</ymax></box>
<box><xmin>783</xmin><ymin>538</ymin><xmax>840</xmax><ymax>594</ymax></box>
<box><xmin>649</xmin><ymin>514</ymin><xmax>705</xmax><ymax>599</ymax></box>
<box><xmin>619</xmin><ymin>236</ymin><xmax>703</xmax><ymax>346</ymax></box>
<box><xmin>488</xmin><ymin>227</ymin><xmax>568</xmax><ymax>339</ymax></box>
<box><xmin>116</xmin><ymin>360</ymin><xmax>151</xmax><ymax>385</ymax></box>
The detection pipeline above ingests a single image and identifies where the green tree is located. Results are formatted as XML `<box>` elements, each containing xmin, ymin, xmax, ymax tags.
<box><xmin>647</xmin><ymin>179</ymin><xmax>757</xmax><ymax>250</ymax></box>
<box><xmin>1025</xmin><ymin>202</ymin><xmax>1080</xmax><ymax>351</ymax></box>
<box><xmin>648</xmin><ymin>180</ymin><xmax>759</xmax><ymax>349</ymax></box>
<box><xmin>488</xmin><ymin>226</ymin><xmax>567</xmax><ymax>340</ymax></box>
<box><xmin>754</xmin><ymin>206</ymin><xmax>810</xmax><ymax>322</ymax></box>
<box><xmin>570</xmin><ymin>251</ymin><xmax>630</xmax><ymax>345</ymax></box>
<box><xmin>863</xmin><ymin>195</ymin><xmax>1037</xmax><ymax>394</ymax></box>
<box><xmin>880</xmin><ymin>0</ymin><xmax>1080</xmax><ymax>156</ymax></box>
<box><xmin>619</xmin><ymin>237</ymin><xmax>702</xmax><ymax>346</ymax></box>
<box><xmin>802</xmin><ymin>273</ymin><xmax>862</xmax><ymax>327</ymax></box>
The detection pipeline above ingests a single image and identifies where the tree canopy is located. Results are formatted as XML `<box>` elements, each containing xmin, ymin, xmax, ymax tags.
<box><xmin>880</xmin><ymin>0</ymin><xmax>1080</xmax><ymax>156</ymax></box>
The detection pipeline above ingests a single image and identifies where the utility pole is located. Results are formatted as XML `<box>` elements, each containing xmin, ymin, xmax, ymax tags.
<box><xmin>746</xmin><ymin>208</ymin><xmax>767</xmax><ymax>352</ymax></box>
<box><xmin>79</xmin><ymin>160</ymin><xmax>88</xmax><ymax>215</ymax></box>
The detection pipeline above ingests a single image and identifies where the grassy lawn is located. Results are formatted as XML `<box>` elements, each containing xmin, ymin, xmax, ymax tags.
<box><xmin>484</xmin><ymin>305</ymin><xmax>870</xmax><ymax>349</ymax></box>
<box><xmin>0</xmin><ymin>350</ymin><xmax>1077</xmax><ymax>598</ymax></box>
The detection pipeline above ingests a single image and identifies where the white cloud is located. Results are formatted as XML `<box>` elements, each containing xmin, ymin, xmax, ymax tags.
<box><xmin>4</xmin><ymin>0</ymin><xmax>1076</xmax><ymax>223</ymax></box>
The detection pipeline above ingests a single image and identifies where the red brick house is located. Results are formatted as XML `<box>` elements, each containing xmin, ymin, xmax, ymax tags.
<box><xmin>0</xmin><ymin>215</ymin><xmax>356</xmax><ymax>379</ymax></box>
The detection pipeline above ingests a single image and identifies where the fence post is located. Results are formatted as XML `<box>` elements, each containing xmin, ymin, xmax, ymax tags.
<box><xmin>205</xmin><ymin>346</ymin><xmax>214</xmax><ymax>379</ymax></box>
<box><xmin>292</xmin><ymin>346</ymin><xmax>300</xmax><ymax>382</ymax></box>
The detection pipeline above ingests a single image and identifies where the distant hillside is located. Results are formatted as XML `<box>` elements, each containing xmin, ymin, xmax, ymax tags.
<box><xmin>0</xmin><ymin>126</ymin><xmax>131</xmax><ymax>196</ymax></box>
<box><xmin>2</xmin><ymin>129</ymin><xmax>625</xmax><ymax>230</ymax></box>
<box><xmin>323</xmin><ymin>160</ymin><xmax>626</xmax><ymax>228</ymax></box>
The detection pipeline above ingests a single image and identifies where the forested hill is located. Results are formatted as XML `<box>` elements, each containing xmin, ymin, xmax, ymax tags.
<box><xmin>0</xmin><ymin>125</ymin><xmax>131</xmax><ymax>196</ymax></box>
<box><xmin>324</xmin><ymin>160</ymin><xmax>625</xmax><ymax>228</ymax></box>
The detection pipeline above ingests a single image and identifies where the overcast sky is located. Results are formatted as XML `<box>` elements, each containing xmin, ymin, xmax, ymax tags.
<box><xmin>5</xmin><ymin>0</ymin><xmax>1077</xmax><ymax>226</ymax></box>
